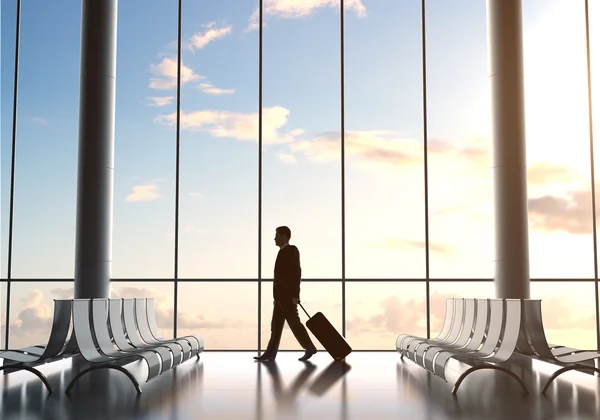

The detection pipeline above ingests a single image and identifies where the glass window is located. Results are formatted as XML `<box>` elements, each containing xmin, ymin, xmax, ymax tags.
<box><xmin>426</xmin><ymin>1</ymin><xmax>493</xmax><ymax>278</ymax></box>
<box><xmin>111</xmin><ymin>0</ymin><xmax>177</xmax><ymax>278</ymax></box>
<box><xmin>1</xmin><ymin>282</ymin><xmax>6</xmax><ymax>349</ymax></box>
<box><xmin>260</xmin><ymin>281</ymin><xmax>342</xmax><ymax>351</ymax></box>
<box><xmin>261</xmin><ymin>1</ymin><xmax>342</xmax><ymax>279</ymax></box>
<box><xmin>9</xmin><ymin>282</ymin><xmax>73</xmax><ymax>349</ymax></box>
<box><xmin>10</xmin><ymin>1</ymin><xmax>81</xmax><ymax>278</ymax></box>
<box><xmin>177</xmin><ymin>282</ymin><xmax>258</xmax><ymax>350</ymax></box>
<box><xmin>346</xmin><ymin>281</ymin><xmax>426</xmax><ymax>350</ymax></box>
<box><xmin>590</xmin><ymin>0</ymin><xmax>600</xmax><ymax>275</ymax></box>
<box><xmin>345</xmin><ymin>1</ymin><xmax>425</xmax><ymax>279</ymax></box>
<box><xmin>111</xmin><ymin>281</ymin><xmax>174</xmax><ymax>339</ymax></box>
<box><xmin>530</xmin><ymin>281</ymin><xmax>597</xmax><ymax>350</ymax></box>
<box><xmin>178</xmin><ymin>0</ymin><xmax>258</xmax><ymax>278</ymax></box>
<box><xmin>523</xmin><ymin>0</ymin><xmax>594</xmax><ymax>278</ymax></box>
<box><xmin>1</xmin><ymin>0</ymin><xmax>17</xmax><ymax>280</ymax></box>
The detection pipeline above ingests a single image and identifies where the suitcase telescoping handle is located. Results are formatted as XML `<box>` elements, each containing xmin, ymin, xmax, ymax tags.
<box><xmin>298</xmin><ymin>302</ymin><xmax>311</xmax><ymax>319</ymax></box>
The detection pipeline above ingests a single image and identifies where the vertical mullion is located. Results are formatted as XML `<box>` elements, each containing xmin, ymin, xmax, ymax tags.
<box><xmin>174</xmin><ymin>0</ymin><xmax>183</xmax><ymax>338</ymax></box>
<box><xmin>258</xmin><ymin>0</ymin><xmax>264</xmax><ymax>352</ymax></box>
<box><xmin>6</xmin><ymin>0</ymin><xmax>22</xmax><ymax>349</ymax></box>
<box><xmin>584</xmin><ymin>0</ymin><xmax>599</xmax><ymax>350</ymax></box>
<box><xmin>421</xmin><ymin>0</ymin><xmax>431</xmax><ymax>339</ymax></box>
<box><xmin>340</xmin><ymin>0</ymin><xmax>347</xmax><ymax>337</ymax></box>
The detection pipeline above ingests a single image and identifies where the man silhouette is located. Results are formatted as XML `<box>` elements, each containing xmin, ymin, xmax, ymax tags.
<box><xmin>254</xmin><ymin>226</ymin><xmax>318</xmax><ymax>362</ymax></box>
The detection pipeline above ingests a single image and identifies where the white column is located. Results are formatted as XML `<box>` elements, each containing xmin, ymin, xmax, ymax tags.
<box><xmin>74</xmin><ymin>0</ymin><xmax>118</xmax><ymax>299</ymax></box>
<box><xmin>487</xmin><ymin>0</ymin><xmax>531</xmax><ymax>299</ymax></box>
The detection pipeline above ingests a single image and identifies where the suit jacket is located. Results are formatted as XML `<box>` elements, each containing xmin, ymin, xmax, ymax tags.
<box><xmin>273</xmin><ymin>245</ymin><xmax>302</xmax><ymax>299</ymax></box>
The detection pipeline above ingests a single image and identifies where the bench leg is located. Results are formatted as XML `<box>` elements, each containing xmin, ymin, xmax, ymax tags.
<box><xmin>65</xmin><ymin>365</ymin><xmax>142</xmax><ymax>396</ymax></box>
<box><xmin>0</xmin><ymin>365</ymin><xmax>53</xmax><ymax>395</ymax></box>
<box><xmin>542</xmin><ymin>365</ymin><xmax>600</xmax><ymax>396</ymax></box>
<box><xmin>451</xmin><ymin>364</ymin><xmax>529</xmax><ymax>396</ymax></box>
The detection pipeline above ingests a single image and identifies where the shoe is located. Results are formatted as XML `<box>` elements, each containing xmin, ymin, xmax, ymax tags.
<box><xmin>254</xmin><ymin>354</ymin><xmax>275</xmax><ymax>362</ymax></box>
<box><xmin>298</xmin><ymin>348</ymin><xmax>317</xmax><ymax>361</ymax></box>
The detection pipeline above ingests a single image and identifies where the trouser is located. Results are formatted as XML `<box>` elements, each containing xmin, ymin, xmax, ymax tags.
<box><xmin>264</xmin><ymin>297</ymin><xmax>316</xmax><ymax>356</ymax></box>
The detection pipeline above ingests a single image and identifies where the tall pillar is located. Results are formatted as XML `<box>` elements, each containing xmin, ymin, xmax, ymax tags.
<box><xmin>74</xmin><ymin>0</ymin><xmax>118</xmax><ymax>299</ymax></box>
<box><xmin>487</xmin><ymin>0</ymin><xmax>530</xmax><ymax>299</ymax></box>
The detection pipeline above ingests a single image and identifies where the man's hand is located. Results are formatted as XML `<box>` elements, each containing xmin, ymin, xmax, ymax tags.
<box><xmin>292</xmin><ymin>297</ymin><xmax>300</xmax><ymax>305</ymax></box>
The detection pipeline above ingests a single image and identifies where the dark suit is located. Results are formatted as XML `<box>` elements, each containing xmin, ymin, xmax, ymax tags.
<box><xmin>264</xmin><ymin>245</ymin><xmax>316</xmax><ymax>357</ymax></box>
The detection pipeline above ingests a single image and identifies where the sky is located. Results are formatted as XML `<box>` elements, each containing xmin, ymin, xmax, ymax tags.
<box><xmin>1</xmin><ymin>0</ymin><xmax>599</xmax><ymax>351</ymax></box>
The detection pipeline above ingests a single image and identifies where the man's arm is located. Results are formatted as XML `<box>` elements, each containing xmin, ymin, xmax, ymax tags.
<box><xmin>286</xmin><ymin>246</ymin><xmax>301</xmax><ymax>299</ymax></box>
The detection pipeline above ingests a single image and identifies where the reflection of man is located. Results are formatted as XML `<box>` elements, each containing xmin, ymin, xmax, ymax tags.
<box><xmin>254</xmin><ymin>226</ymin><xmax>317</xmax><ymax>362</ymax></box>
<box><xmin>263</xmin><ymin>360</ymin><xmax>317</xmax><ymax>410</ymax></box>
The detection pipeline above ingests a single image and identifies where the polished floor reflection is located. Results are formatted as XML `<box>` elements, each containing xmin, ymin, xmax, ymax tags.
<box><xmin>1</xmin><ymin>352</ymin><xmax>599</xmax><ymax>419</ymax></box>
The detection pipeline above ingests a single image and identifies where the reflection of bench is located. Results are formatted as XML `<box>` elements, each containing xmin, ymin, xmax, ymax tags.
<box><xmin>0</xmin><ymin>299</ymin><xmax>79</xmax><ymax>394</ymax></box>
<box><xmin>516</xmin><ymin>299</ymin><xmax>600</xmax><ymax>395</ymax></box>
<box><xmin>396</xmin><ymin>298</ymin><xmax>529</xmax><ymax>395</ymax></box>
<box><xmin>65</xmin><ymin>298</ymin><xmax>204</xmax><ymax>395</ymax></box>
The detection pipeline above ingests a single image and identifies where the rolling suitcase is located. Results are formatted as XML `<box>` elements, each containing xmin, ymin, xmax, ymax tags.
<box><xmin>299</xmin><ymin>302</ymin><xmax>352</xmax><ymax>361</ymax></box>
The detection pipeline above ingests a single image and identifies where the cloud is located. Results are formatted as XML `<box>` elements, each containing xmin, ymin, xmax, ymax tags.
<box><xmin>188</xmin><ymin>192</ymin><xmax>204</xmax><ymax>198</ymax></box>
<box><xmin>187</xmin><ymin>23</ymin><xmax>232</xmax><ymax>50</ymax></box>
<box><xmin>178</xmin><ymin>312</ymin><xmax>251</xmax><ymax>329</ymax></box>
<box><xmin>126</xmin><ymin>184</ymin><xmax>161</xmax><ymax>202</ymax></box>
<box><xmin>197</xmin><ymin>83</ymin><xmax>235</xmax><ymax>95</ymax></box>
<box><xmin>246</xmin><ymin>0</ymin><xmax>367</xmax><ymax>30</ymax></box>
<box><xmin>184</xmin><ymin>224</ymin><xmax>208</xmax><ymax>234</ymax></box>
<box><xmin>346</xmin><ymin>295</ymin><xmax>424</xmax><ymax>336</ymax></box>
<box><xmin>246</xmin><ymin>8</ymin><xmax>263</xmax><ymax>32</ymax></box>
<box><xmin>149</xmin><ymin>57</ymin><xmax>202</xmax><ymax>90</ymax></box>
<box><xmin>277</xmin><ymin>153</ymin><xmax>296</xmax><ymax>164</ymax></box>
<box><xmin>380</xmin><ymin>238</ymin><xmax>455</xmax><ymax>255</ymax></box>
<box><xmin>539</xmin><ymin>296</ymin><xmax>596</xmax><ymax>330</ymax></box>
<box><xmin>147</xmin><ymin>96</ymin><xmax>175</xmax><ymax>107</ymax></box>
<box><xmin>50</xmin><ymin>287</ymin><xmax>74</xmax><ymax>300</ymax></box>
<box><xmin>528</xmin><ymin>188</ymin><xmax>594</xmax><ymax>234</ymax></box>
<box><xmin>111</xmin><ymin>285</ymin><xmax>251</xmax><ymax>332</ymax></box>
<box><xmin>8</xmin><ymin>290</ymin><xmax>54</xmax><ymax>340</ymax></box>
<box><xmin>528</xmin><ymin>162</ymin><xmax>583</xmax><ymax>187</ymax></box>
<box><xmin>32</xmin><ymin>117</ymin><xmax>48</xmax><ymax>126</ymax></box>
<box><xmin>289</xmin><ymin>131</ymin><xmax>487</xmax><ymax>171</ymax></box>
<box><xmin>154</xmin><ymin>106</ymin><xmax>303</xmax><ymax>145</ymax></box>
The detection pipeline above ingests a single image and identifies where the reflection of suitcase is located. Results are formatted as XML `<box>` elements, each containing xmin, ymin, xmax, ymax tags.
<box><xmin>299</xmin><ymin>303</ymin><xmax>352</xmax><ymax>361</ymax></box>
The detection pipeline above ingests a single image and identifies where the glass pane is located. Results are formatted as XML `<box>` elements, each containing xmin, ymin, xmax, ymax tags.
<box><xmin>530</xmin><ymin>281</ymin><xmax>596</xmax><ymax>350</ymax></box>
<box><xmin>177</xmin><ymin>282</ymin><xmax>258</xmax><ymax>350</ymax></box>
<box><xmin>111</xmin><ymin>0</ymin><xmax>177</xmax><ymax>278</ymax></box>
<box><xmin>260</xmin><ymin>281</ymin><xmax>342</xmax><ymax>351</ymax></box>
<box><xmin>1</xmin><ymin>282</ymin><xmax>6</xmax><ymax>349</ymax></box>
<box><xmin>178</xmin><ymin>0</ymin><xmax>258</xmax><ymax>278</ymax></box>
<box><xmin>429</xmin><ymin>281</ymin><xmax>494</xmax><ymax>335</ymax></box>
<box><xmin>345</xmin><ymin>1</ymin><xmax>425</xmax><ymax>279</ymax></box>
<box><xmin>9</xmin><ymin>282</ymin><xmax>73</xmax><ymax>349</ymax></box>
<box><xmin>591</xmin><ymin>0</ymin><xmax>600</xmax><ymax>273</ymax></box>
<box><xmin>11</xmin><ymin>1</ymin><xmax>81</xmax><ymax>278</ymax></box>
<box><xmin>426</xmin><ymin>1</ymin><xmax>493</xmax><ymax>278</ymax></box>
<box><xmin>110</xmin><ymin>281</ymin><xmax>174</xmax><ymax>339</ymax></box>
<box><xmin>346</xmin><ymin>281</ymin><xmax>426</xmax><ymax>350</ymax></box>
<box><xmin>523</xmin><ymin>0</ymin><xmax>594</xmax><ymax>278</ymax></box>
<box><xmin>261</xmin><ymin>1</ymin><xmax>342</xmax><ymax>279</ymax></box>
<box><xmin>1</xmin><ymin>0</ymin><xmax>17</xmax><ymax>279</ymax></box>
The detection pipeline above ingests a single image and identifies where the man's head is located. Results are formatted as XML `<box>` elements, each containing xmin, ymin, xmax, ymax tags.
<box><xmin>274</xmin><ymin>226</ymin><xmax>291</xmax><ymax>247</ymax></box>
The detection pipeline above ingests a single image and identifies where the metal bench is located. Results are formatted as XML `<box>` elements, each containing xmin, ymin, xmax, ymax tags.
<box><xmin>0</xmin><ymin>299</ymin><xmax>78</xmax><ymax>394</ymax></box>
<box><xmin>398</xmin><ymin>298</ymin><xmax>530</xmax><ymax>395</ymax></box>
<box><xmin>133</xmin><ymin>298</ymin><xmax>202</xmax><ymax>358</ymax></box>
<box><xmin>396</xmin><ymin>298</ymin><xmax>457</xmax><ymax>357</ymax></box>
<box><xmin>65</xmin><ymin>299</ymin><xmax>180</xmax><ymax>395</ymax></box>
<box><xmin>517</xmin><ymin>299</ymin><xmax>600</xmax><ymax>395</ymax></box>
<box><xmin>121</xmin><ymin>298</ymin><xmax>192</xmax><ymax>364</ymax></box>
<box><xmin>143</xmin><ymin>298</ymin><xmax>204</xmax><ymax>354</ymax></box>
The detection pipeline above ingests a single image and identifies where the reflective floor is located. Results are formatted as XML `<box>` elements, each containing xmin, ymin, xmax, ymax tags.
<box><xmin>1</xmin><ymin>351</ymin><xmax>599</xmax><ymax>419</ymax></box>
